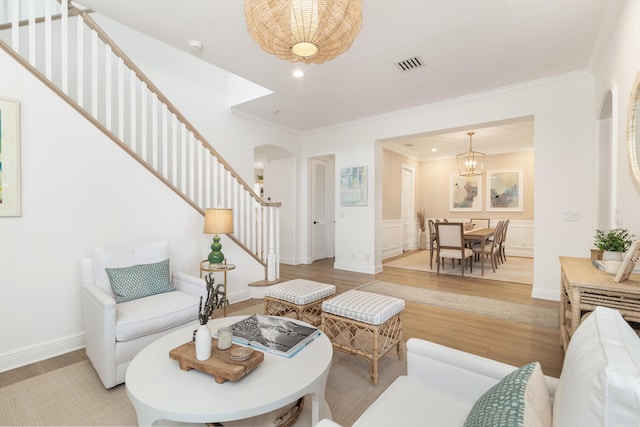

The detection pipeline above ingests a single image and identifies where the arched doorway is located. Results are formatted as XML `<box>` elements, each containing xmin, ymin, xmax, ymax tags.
<box><xmin>596</xmin><ymin>88</ymin><xmax>616</xmax><ymax>230</ymax></box>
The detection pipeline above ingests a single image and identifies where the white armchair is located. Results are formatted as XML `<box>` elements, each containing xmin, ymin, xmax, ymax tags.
<box><xmin>81</xmin><ymin>241</ymin><xmax>205</xmax><ymax>388</ymax></box>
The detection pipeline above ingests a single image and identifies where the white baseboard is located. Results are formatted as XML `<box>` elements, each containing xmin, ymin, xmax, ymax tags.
<box><xmin>333</xmin><ymin>261</ymin><xmax>377</xmax><ymax>274</ymax></box>
<box><xmin>0</xmin><ymin>333</ymin><xmax>85</xmax><ymax>373</ymax></box>
<box><xmin>228</xmin><ymin>289</ymin><xmax>252</xmax><ymax>304</ymax></box>
<box><xmin>383</xmin><ymin>246</ymin><xmax>403</xmax><ymax>260</ymax></box>
<box><xmin>531</xmin><ymin>287</ymin><xmax>560</xmax><ymax>301</ymax></box>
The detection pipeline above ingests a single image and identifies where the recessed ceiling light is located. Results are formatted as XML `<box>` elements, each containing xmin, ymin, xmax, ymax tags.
<box><xmin>271</xmin><ymin>109</ymin><xmax>280</xmax><ymax>114</ymax></box>
<box><xmin>432</xmin><ymin>148</ymin><xmax>438</xmax><ymax>152</ymax></box>
<box><xmin>292</xmin><ymin>69</ymin><xmax>304</xmax><ymax>78</ymax></box>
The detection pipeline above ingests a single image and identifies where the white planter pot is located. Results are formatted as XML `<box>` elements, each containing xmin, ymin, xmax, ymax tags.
<box><xmin>195</xmin><ymin>324</ymin><xmax>212</xmax><ymax>361</ymax></box>
<box><xmin>602</xmin><ymin>251</ymin><xmax>624</xmax><ymax>262</ymax></box>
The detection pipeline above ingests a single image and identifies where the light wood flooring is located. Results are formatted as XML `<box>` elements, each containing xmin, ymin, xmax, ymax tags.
<box><xmin>276</xmin><ymin>253</ymin><xmax>564</xmax><ymax>378</ymax></box>
<box><xmin>0</xmin><ymin>252</ymin><xmax>564</xmax><ymax>388</ymax></box>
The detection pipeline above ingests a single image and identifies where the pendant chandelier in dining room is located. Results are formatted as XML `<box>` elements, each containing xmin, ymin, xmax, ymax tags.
<box><xmin>244</xmin><ymin>0</ymin><xmax>363</xmax><ymax>64</ymax></box>
<box><xmin>457</xmin><ymin>131</ymin><xmax>485</xmax><ymax>176</ymax></box>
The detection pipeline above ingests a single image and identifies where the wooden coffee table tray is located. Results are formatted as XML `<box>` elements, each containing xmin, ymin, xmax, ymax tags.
<box><xmin>169</xmin><ymin>339</ymin><xmax>264</xmax><ymax>384</ymax></box>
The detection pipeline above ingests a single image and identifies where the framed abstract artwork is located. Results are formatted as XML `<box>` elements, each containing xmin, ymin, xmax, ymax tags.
<box><xmin>340</xmin><ymin>166</ymin><xmax>368</xmax><ymax>206</ymax></box>
<box><xmin>449</xmin><ymin>174</ymin><xmax>482</xmax><ymax>211</ymax></box>
<box><xmin>486</xmin><ymin>169</ymin><xmax>523</xmax><ymax>212</ymax></box>
<box><xmin>0</xmin><ymin>97</ymin><xmax>20</xmax><ymax>217</ymax></box>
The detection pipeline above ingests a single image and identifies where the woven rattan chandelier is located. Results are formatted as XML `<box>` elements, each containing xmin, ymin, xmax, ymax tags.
<box><xmin>244</xmin><ymin>0</ymin><xmax>363</xmax><ymax>64</ymax></box>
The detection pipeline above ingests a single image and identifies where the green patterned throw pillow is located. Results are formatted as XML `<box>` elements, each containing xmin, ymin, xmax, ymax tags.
<box><xmin>106</xmin><ymin>258</ymin><xmax>175</xmax><ymax>303</ymax></box>
<box><xmin>463</xmin><ymin>361</ymin><xmax>552</xmax><ymax>427</ymax></box>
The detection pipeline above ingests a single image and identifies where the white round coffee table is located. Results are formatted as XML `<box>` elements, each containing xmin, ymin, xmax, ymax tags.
<box><xmin>125</xmin><ymin>315</ymin><xmax>333</xmax><ymax>426</ymax></box>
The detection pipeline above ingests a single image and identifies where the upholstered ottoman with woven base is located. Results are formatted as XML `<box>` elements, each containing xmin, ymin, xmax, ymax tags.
<box><xmin>321</xmin><ymin>290</ymin><xmax>405</xmax><ymax>385</ymax></box>
<box><xmin>264</xmin><ymin>279</ymin><xmax>336</xmax><ymax>326</ymax></box>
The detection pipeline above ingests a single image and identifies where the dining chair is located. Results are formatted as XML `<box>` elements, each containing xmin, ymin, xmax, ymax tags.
<box><xmin>471</xmin><ymin>220</ymin><xmax>504</xmax><ymax>273</ymax></box>
<box><xmin>498</xmin><ymin>219</ymin><xmax>510</xmax><ymax>264</ymax></box>
<box><xmin>428</xmin><ymin>219</ymin><xmax>437</xmax><ymax>269</ymax></box>
<box><xmin>469</xmin><ymin>218</ymin><xmax>491</xmax><ymax>229</ymax></box>
<box><xmin>435</xmin><ymin>222</ymin><xmax>474</xmax><ymax>276</ymax></box>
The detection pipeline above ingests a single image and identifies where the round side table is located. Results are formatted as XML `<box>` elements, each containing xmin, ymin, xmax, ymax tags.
<box><xmin>200</xmin><ymin>261</ymin><xmax>235</xmax><ymax>317</ymax></box>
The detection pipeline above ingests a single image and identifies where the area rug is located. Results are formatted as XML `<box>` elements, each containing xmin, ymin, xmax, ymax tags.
<box><xmin>383</xmin><ymin>250</ymin><xmax>533</xmax><ymax>285</ymax></box>
<box><xmin>0</xmin><ymin>309</ymin><xmax>405</xmax><ymax>426</ymax></box>
<box><xmin>358</xmin><ymin>280</ymin><xmax>559</xmax><ymax>329</ymax></box>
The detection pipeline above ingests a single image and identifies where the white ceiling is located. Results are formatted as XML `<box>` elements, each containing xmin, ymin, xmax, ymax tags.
<box><xmin>76</xmin><ymin>0</ymin><xmax>623</xmax><ymax>160</ymax></box>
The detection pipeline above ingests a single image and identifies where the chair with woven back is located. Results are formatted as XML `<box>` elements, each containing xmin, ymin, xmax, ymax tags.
<box><xmin>428</xmin><ymin>219</ymin><xmax>437</xmax><ymax>269</ymax></box>
<box><xmin>469</xmin><ymin>218</ymin><xmax>491</xmax><ymax>229</ymax></box>
<box><xmin>435</xmin><ymin>222</ymin><xmax>474</xmax><ymax>276</ymax></box>
<box><xmin>498</xmin><ymin>219</ymin><xmax>510</xmax><ymax>264</ymax></box>
<box><xmin>471</xmin><ymin>220</ymin><xmax>505</xmax><ymax>273</ymax></box>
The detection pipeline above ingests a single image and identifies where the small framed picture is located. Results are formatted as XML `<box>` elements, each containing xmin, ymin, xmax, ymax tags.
<box><xmin>340</xmin><ymin>166</ymin><xmax>368</xmax><ymax>206</ymax></box>
<box><xmin>615</xmin><ymin>240</ymin><xmax>640</xmax><ymax>283</ymax></box>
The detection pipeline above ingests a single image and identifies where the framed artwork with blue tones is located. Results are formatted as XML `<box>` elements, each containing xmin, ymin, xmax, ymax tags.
<box><xmin>449</xmin><ymin>174</ymin><xmax>482</xmax><ymax>212</ymax></box>
<box><xmin>486</xmin><ymin>169</ymin><xmax>523</xmax><ymax>212</ymax></box>
<box><xmin>340</xmin><ymin>166</ymin><xmax>367</xmax><ymax>206</ymax></box>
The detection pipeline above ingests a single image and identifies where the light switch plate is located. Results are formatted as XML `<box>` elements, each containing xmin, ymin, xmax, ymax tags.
<box><xmin>562</xmin><ymin>211</ymin><xmax>581</xmax><ymax>221</ymax></box>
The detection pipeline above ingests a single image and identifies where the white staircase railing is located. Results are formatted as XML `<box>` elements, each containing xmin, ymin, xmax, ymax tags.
<box><xmin>0</xmin><ymin>0</ymin><xmax>280</xmax><ymax>280</ymax></box>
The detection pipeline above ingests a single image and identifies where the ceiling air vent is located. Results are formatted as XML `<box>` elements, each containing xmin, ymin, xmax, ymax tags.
<box><xmin>395</xmin><ymin>56</ymin><xmax>424</xmax><ymax>72</ymax></box>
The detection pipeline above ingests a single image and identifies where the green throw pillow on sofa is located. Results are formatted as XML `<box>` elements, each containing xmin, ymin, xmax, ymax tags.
<box><xmin>463</xmin><ymin>361</ymin><xmax>551</xmax><ymax>427</ymax></box>
<box><xmin>106</xmin><ymin>258</ymin><xmax>175</xmax><ymax>303</ymax></box>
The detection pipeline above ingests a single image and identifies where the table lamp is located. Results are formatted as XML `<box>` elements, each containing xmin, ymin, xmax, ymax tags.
<box><xmin>203</xmin><ymin>208</ymin><xmax>234</xmax><ymax>264</ymax></box>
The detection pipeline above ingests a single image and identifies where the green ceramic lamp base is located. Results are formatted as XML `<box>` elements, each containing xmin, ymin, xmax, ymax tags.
<box><xmin>208</xmin><ymin>234</ymin><xmax>225</xmax><ymax>264</ymax></box>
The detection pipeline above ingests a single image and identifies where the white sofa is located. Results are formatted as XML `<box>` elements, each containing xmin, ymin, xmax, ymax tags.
<box><xmin>81</xmin><ymin>241</ymin><xmax>206</xmax><ymax>388</ymax></box>
<box><xmin>318</xmin><ymin>306</ymin><xmax>640</xmax><ymax>426</ymax></box>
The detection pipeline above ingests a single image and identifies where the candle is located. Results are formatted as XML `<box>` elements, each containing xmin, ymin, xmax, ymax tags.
<box><xmin>217</xmin><ymin>326</ymin><xmax>232</xmax><ymax>350</ymax></box>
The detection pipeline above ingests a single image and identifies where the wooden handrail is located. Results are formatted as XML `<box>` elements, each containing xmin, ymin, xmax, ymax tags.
<box><xmin>1</xmin><ymin>1</ymin><xmax>282</xmax><ymax>276</ymax></box>
<box><xmin>76</xmin><ymin>7</ymin><xmax>278</xmax><ymax>208</ymax></box>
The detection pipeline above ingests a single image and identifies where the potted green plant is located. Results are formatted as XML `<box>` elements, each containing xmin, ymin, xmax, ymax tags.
<box><xmin>594</xmin><ymin>228</ymin><xmax>634</xmax><ymax>261</ymax></box>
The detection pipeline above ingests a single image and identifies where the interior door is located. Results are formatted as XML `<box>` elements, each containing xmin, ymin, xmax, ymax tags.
<box><xmin>401</xmin><ymin>167</ymin><xmax>415</xmax><ymax>251</ymax></box>
<box><xmin>311</xmin><ymin>157</ymin><xmax>333</xmax><ymax>261</ymax></box>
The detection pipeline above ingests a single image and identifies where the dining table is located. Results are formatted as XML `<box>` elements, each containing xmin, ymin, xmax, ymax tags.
<box><xmin>463</xmin><ymin>227</ymin><xmax>496</xmax><ymax>276</ymax></box>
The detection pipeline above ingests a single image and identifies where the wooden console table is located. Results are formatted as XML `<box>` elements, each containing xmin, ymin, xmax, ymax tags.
<box><xmin>559</xmin><ymin>256</ymin><xmax>640</xmax><ymax>352</ymax></box>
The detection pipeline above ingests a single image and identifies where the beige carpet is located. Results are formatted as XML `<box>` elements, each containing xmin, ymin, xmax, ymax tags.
<box><xmin>0</xmin><ymin>303</ymin><xmax>405</xmax><ymax>426</ymax></box>
<box><xmin>384</xmin><ymin>250</ymin><xmax>533</xmax><ymax>285</ymax></box>
<box><xmin>359</xmin><ymin>280</ymin><xmax>559</xmax><ymax>329</ymax></box>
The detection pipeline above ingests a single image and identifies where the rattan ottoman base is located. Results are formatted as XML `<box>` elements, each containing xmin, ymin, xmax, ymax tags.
<box><xmin>264</xmin><ymin>294</ymin><xmax>334</xmax><ymax>326</ymax></box>
<box><xmin>321</xmin><ymin>311</ymin><xmax>403</xmax><ymax>386</ymax></box>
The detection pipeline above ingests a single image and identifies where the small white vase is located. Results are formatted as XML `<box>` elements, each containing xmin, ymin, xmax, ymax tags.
<box><xmin>602</xmin><ymin>250</ymin><xmax>624</xmax><ymax>262</ymax></box>
<box><xmin>195</xmin><ymin>324</ymin><xmax>212</xmax><ymax>361</ymax></box>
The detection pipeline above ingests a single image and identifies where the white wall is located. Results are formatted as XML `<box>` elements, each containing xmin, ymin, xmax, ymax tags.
<box><xmin>301</xmin><ymin>72</ymin><xmax>596</xmax><ymax>299</ymax></box>
<box><xmin>0</xmin><ymin>17</ymin><xmax>300</xmax><ymax>370</ymax></box>
<box><xmin>593</xmin><ymin>0</ymin><xmax>640</xmax><ymax>242</ymax></box>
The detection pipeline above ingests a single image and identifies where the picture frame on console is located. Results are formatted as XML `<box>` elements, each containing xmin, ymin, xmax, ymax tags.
<box><xmin>615</xmin><ymin>240</ymin><xmax>640</xmax><ymax>283</ymax></box>
<box><xmin>0</xmin><ymin>97</ymin><xmax>21</xmax><ymax>217</ymax></box>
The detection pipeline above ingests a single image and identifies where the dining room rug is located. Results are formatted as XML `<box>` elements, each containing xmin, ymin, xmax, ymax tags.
<box><xmin>383</xmin><ymin>250</ymin><xmax>533</xmax><ymax>285</ymax></box>
<box><xmin>358</xmin><ymin>280</ymin><xmax>559</xmax><ymax>329</ymax></box>
<box><xmin>0</xmin><ymin>302</ymin><xmax>404</xmax><ymax>426</ymax></box>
